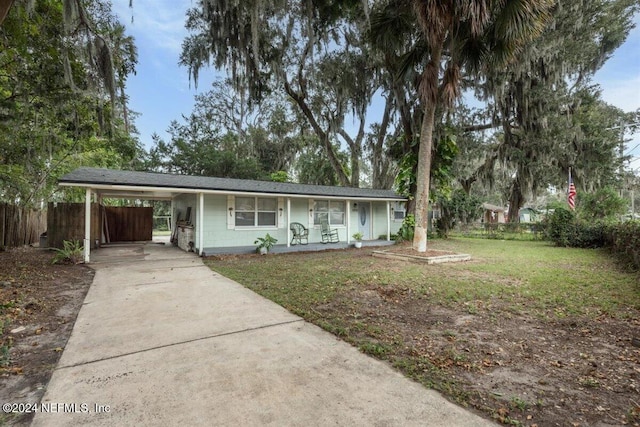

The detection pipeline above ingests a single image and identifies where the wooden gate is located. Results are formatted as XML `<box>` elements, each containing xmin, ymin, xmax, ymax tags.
<box><xmin>104</xmin><ymin>206</ymin><xmax>153</xmax><ymax>242</ymax></box>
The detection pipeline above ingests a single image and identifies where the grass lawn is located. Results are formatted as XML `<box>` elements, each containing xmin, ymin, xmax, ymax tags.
<box><xmin>206</xmin><ymin>238</ymin><xmax>640</xmax><ymax>426</ymax></box>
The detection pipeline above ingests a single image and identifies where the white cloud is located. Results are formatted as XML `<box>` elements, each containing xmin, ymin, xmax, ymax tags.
<box><xmin>112</xmin><ymin>0</ymin><xmax>190</xmax><ymax>55</ymax></box>
<box><xmin>599</xmin><ymin>74</ymin><xmax>640</xmax><ymax>113</ymax></box>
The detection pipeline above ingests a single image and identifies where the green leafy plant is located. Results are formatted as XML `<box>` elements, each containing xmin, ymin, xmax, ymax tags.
<box><xmin>352</xmin><ymin>232</ymin><xmax>363</xmax><ymax>241</ymax></box>
<box><xmin>578</xmin><ymin>187</ymin><xmax>627</xmax><ymax>221</ymax></box>
<box><xmin>254</xmin><ymin>233</ymin><xmax>278</xmax><ymax>254</ymax></box>
<box><xmin>52</xmin><ymin>240</ymin><xmax>84</xmax><ymax>264</ymax></box>
<box><xmin>396</xmin><ymin>214</ymin><xmax>416</xmax><ymax>242</ymax></box>
<box><xmin>607</xmin><ymin>220</ymin><xmax>640</xmax><ymax>270</ymax></box>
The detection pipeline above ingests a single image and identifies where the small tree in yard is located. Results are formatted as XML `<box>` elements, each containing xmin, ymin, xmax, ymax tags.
<box><xmin>437</xmin><ymin>190</ymin><xmax>482</xmax><ymax>237</ymax></box>
<box><xmin>578</xmin><ymin>187</ymin><xmax>627</xmax><ymax>222</ymax></box>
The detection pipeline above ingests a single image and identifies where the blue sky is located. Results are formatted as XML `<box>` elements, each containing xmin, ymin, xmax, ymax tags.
<box><xmin>112</xmin><ymin>1</ymin><xmax>640</xmax><ymax>172</ymax></box>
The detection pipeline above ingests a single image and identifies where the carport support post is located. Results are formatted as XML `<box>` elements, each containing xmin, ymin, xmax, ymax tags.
<box><xmin>84</xmin><ymin>188</ymin><xmax>91</xmax><ymax>263</ymax></box>
<box><xmin>198</xmin><ymin>192</ymin><xmax>204</xmax><ymax>256</ymax></box>
<box><xmin>346</xmin><ymin>200</ymin><xmax>351</xmax><ymax>244</ymax></box>
<box><xmin>386</xmin><ymin>201</ymin><xmax>391</xmax><ymax>241</ymax></box>
<box><xmin>286</xmin><ymin>198</ymin><xmax>291</xmax><ymax>247</ymax></box>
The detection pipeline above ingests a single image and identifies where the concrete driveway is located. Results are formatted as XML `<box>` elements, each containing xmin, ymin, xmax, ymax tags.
<box><xmin>32</xmin><ymin>243</ymin><xmax>495</xmax><ymax>426</ymax></box>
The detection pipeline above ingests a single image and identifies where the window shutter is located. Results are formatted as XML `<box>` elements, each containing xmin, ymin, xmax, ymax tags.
<box><xmin>227</xmin><ymin>195</ymin><xmax>234</xmax><ymax>229</ymax></box>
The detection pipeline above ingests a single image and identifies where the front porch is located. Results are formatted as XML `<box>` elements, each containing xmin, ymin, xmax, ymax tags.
<box><xmin>203</xmin><ymin>239</ymin><xmax>396</xmax><ymax>256</ymax></box>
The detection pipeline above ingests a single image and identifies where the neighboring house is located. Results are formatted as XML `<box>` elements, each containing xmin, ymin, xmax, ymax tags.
<box><xmin>58</xmin><ymin>168</ymin><xmax>407</xmax><ymax>262</ymax></box>
<box><xmin>519</xmin><ymin>207</ymin><xmax>539</xmax><ymax>223</ymax></box>
<box><xmin>481</xmin><ymin>203</ymin><xmax>506</xmax><ymax>224</ymax></box>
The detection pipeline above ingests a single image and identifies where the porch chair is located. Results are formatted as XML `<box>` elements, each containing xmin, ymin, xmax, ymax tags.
<box><xmin>320</xmin><ymin>220</ymin><xmax>339</xmax><ymax>243</ymax></box>
<box><xmin>290</xmin><ymin>222</ymin><xmax>309</xmax><ymax>245</ymax></box>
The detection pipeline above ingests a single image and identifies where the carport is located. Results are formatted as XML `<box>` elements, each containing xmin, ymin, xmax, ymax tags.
<box><xmin>66</xmin><ymin>187</ymin><xmax>183</xmax><ymax>263</ymax></box>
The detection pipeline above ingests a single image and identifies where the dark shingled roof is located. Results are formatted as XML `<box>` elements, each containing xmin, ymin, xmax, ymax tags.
<box><xmin>60</xmin><ymin>168</ymin><xmax>405</xmax><ymax>200</ymax></box>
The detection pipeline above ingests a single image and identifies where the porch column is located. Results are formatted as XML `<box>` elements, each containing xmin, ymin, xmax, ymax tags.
<box><xmin>198</xmin><ymin>192</ymin><xmax>204</xmax><ymax>256</ymax></box>
<box><xmin>170</xmin><ymin>197</ymin><xmax>175</xmax><ymax>243</ymax></box>
<box><xmin>346</xmin><ymin>200</ymin><xmax>351</xmax><ymax>244</ymax></box>
<box><xmin>286</xmin><ymin>198</ymin><xmax>291</xmax><ymax>247</ymax></box>
<box><xmin>386</xmin><ymin>201</ymin><xmax>391</xmax><ymax>241</ymax></box>
<box><xmin>84</xmin><ymin>188</ymin><xmax>91</xmax><ymax>263</ymax></box>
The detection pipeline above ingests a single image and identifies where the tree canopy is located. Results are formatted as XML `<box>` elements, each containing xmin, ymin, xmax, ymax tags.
<box><xmin>0</xmin><ymin>0</ymin><xmax>141</xmax><ymax>206</ymax></box>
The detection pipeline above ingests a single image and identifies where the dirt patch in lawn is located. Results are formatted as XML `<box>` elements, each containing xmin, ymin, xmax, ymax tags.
<box><xmin>207</xmin><ymin>243</ymin><xmax>640</xmax><ymax>426</ymax></box>
<box><xmin>0</xmin><ymin>247</ymin><xmax>94</xmax><ymax>426</ymax></box>
<box><xmin>316</xmin><ymin>283</ymin><xmax>640</xmax><ymax>426</ymax></box>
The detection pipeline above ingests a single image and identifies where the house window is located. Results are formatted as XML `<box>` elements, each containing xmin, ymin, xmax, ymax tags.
<box><xmin>235</xmin><ymin>197</ymin><xmax>277</xmax><ymax>227</ymax></box>
<box><xmin>314</xmin><ymin>200</ymin><xmax>345</xmax><ymax>225</ymax></box>
<box><xmin>393</xmin><ymin>201</ymin><xmax>406</xmax><ymax>221</ymax></box>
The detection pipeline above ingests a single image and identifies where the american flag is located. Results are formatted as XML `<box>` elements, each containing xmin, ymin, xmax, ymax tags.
<box><xmin>568</xmin><ymin>174</ymin><xmax>576</xmax><ymax>210</ymax></box>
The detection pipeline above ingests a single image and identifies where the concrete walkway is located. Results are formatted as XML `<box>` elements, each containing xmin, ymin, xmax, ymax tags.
<box><xmin>33</xmin><ymin>243</ymin><xmax>495</xmax><ymax>426</ymax></box>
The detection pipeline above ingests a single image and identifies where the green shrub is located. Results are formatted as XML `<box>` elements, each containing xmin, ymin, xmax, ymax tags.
<box><xmin>544</xmin><ymin>209</ymin><xmax>640</xmax><ymax>269</ymax></box>
<box><xmin>578</xmin><ymin>187</ymin><xmax>627</xmax><ymax>221</ymax></box>
<box><xmin>545</xmin><ymin>208</ymin><xmax>578</xmax><ymax>247</ymax></box>
<box><xmin>544</xmin><ymin>208</ymin><xmax>607</xmax><ymax>248</ymax></box>
<box><xmin>396</xmin><ymin>214</ymin><xmax>415</xmax><ymax>242</ymax></box>
<box><xmin>607</xmin><ymin>220</ymin><xmax>640</xmax><ymax>270</ymax></box>
<box><xmin>52</xmin><ymin>240</ymin><xmax>84</xmax><ymax>264</ymax></box>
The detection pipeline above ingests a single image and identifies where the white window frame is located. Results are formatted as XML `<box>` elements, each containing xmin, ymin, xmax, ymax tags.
<box><xmin>235</xmin><ymin>196</ymin><xmax>277</xmax><ymax>228</ymax></box>
<box><xmin>313</xmin><ymin>200</ymin><xmax>346</xmax><ymax>226</ymax></box>
<box><xmin>393</xmin><ymin>201</ymin><xmax>407</xmax><ymax>222</ymax></box>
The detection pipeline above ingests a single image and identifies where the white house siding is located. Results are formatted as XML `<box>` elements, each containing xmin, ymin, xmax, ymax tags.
<box><xmin>172</xmin><ymin>194</ymin><xmax>197</xmax><ymax>226</ymax></box>
<box><xmin>201</xmin><ymin>194</ymin><xmax>288</xmax><ymax>248</ymax></box>
<box><xmin>174</xmin><ymin>194</ymin><xmax>402</xmax><ymax>251</ymax></box>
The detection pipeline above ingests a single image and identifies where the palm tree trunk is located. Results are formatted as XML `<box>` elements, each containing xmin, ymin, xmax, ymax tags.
<box><xmin>412</xmin><ymin>36</ymin><xmax>442</xmax><ymax>252</ymax></box>
<box><xmin>413</xmin><ymin>93</ymin><xmax>437</xmax><ymax>252</ymax></box>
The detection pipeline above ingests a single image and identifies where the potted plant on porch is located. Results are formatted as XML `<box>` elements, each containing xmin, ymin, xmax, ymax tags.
<box><xmin>352</xmin><ymin>232</ymin><xmax>363</xmax><ymax>249</ymax></box>
<box><xmin>254</xmin><ymin>233</ymin><xmax>278</xmax><ymax>255</ymax></box>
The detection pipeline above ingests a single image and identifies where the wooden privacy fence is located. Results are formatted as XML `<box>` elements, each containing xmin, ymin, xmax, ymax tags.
<box><xmin>47</xmin><ymin>203</ymin><xmax>153</xmax><ymax>249</ymax></box>
<box><xmin>47</xmin><ymin>202</ymin><xmax>101</xmax><ymax>250</ymax></box>
<box><xmin>0</xmin><ymin>203</ymin><xmax>47</xmax><ymax>248</ymax></box>
<box><xmin>104</xmin><ymin>206</ymin><xmax>153</xmax><ymax>242</ymax></box>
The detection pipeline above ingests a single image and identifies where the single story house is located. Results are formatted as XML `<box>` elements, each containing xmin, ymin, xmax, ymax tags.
<box><xmin>481</xmin><ymin>203</ymin><xmax>506</xmax><ymax>224</ymax></box>
<box><xmin>58</xmin><ymin>168</ymin><xmax>407</xmax><ymax>262</ymax></box>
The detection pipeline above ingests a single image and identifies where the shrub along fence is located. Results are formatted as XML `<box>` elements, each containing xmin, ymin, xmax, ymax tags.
<box><xmin>606</xmin><ymin>221</ymin><xmax>640</xmax><ymax>270</ymax></box>
<box><xmin>0</xmin><ymin>203</ymin><xmax>47</xmax><ymax>249</ymax></box>
<box><xmin>545</xmin><ymin>208</ymin><xmax>640</xmax><ymax>270</ymax></box>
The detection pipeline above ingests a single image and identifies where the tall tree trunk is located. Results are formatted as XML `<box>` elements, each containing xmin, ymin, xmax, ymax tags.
<box><xmin>508</xmin><ymin>175</ymin><xmax>524</xmax><ymax>223</ymax></box>
<box><xmin>413</xmin><ymin>98</ymin><xmax>437</xmax><ymax>252</ymax></box>
<box><xmin>120</xmin><ymin>85</ymin><xmax>129</xmax><ymax>134</ymax></box>
<box><xmin>412</xmin><ymin>40</ymin><xmax>442</xmax><ymax>252</ymax></box>
<box><xmin>0</xmin><ymin>0</ymin><xmax>14</xmax><ymax>26</ymax></box>
<box><xmin>372</xmin><ymin>97</ymin><xmax>392</xmax><ymax>189</ymax></box>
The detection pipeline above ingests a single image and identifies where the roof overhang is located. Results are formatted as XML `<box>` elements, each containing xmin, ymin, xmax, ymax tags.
<box><xmin>60</xmin><ymin>182</ymin><xmax>407</xmax><ymax>202</ymax></box>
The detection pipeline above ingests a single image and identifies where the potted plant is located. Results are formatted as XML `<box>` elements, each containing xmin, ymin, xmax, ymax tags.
<box><xmin>254</xmin><ymin>233</ymin><xmax>278</xmax><ymax>255</ymax></box>
<box><xmin>352</xmin><ymin>232</ymin><xmax>363</xmax><ymax>249</ymax></box>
